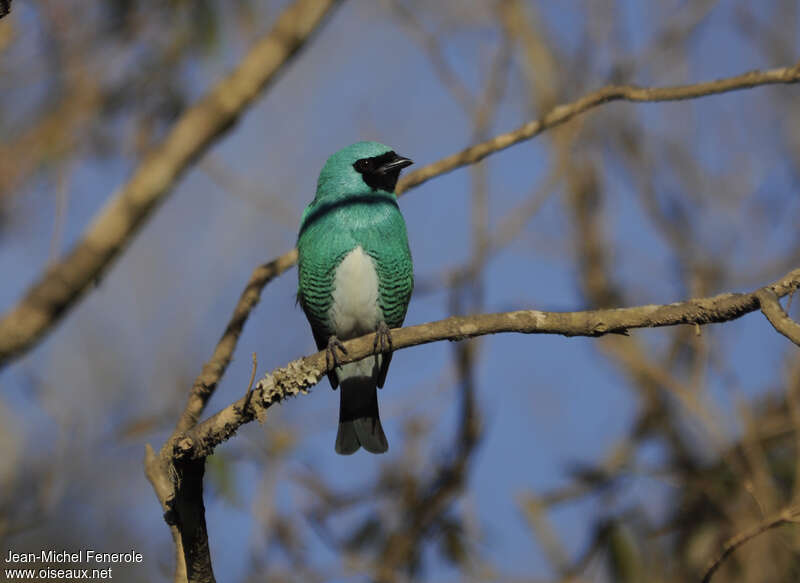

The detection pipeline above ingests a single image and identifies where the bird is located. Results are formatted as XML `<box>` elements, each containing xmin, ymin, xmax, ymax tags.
<box><xmin>297</xmin><ymin>141</ymin><xmax>414</xmax><ymax>455</ymax></box>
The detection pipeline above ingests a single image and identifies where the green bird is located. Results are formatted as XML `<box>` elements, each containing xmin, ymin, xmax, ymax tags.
<box><xmin>297</xmin><ymin>142</ymin><xmax>414</xmax><ymax>455</ymax></box>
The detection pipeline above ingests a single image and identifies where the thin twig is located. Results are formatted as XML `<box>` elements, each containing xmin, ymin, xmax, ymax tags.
<box><xmin>700</xmin><ymin>506</ymin><xmax>800</xmax><ymax>583</ymax></box>
<box><xmin>243</xmin><ymin>352</ymin><xmax>258</xmax><ymax>413</ymax></box>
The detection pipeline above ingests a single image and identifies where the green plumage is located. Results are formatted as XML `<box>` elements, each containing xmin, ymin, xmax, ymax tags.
<box><xmin>296</xmin><ymin>141</ymin><xmax>414</xmax><ymax>454</ymax></box>
<box><xmin>298</xmin><ymin>194</ymin><xmax>413</xmax><ymax>347</ymax></box>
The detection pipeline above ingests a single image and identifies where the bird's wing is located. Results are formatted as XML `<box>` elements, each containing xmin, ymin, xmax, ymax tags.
<box><xmin>373</xmin><ymin>252</ymin><xmax>414</xmax><ymax>387</ymax></box>
<box><xmin>359</xmin><ymin>211</ymin><xmax>414</xmax><ymax>388</ymax></box>
<box><xmin>297</xmin><ymin>213</ymin><xmax>355</xmax><ymax>388</ymax></box>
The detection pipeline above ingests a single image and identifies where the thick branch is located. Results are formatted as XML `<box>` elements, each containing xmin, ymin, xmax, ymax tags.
<box><xmin>0</xmin><ymin>0</ymin><xmax>342</xmax><ymax>368</ymax></box>
<box><xmin>145</xmin><ymin>447</ymin><xmax>215</xmax><ymax>583</ymax></box>
<box><xmin>171</xmin><ymin>460</ymin><xmax>215</xmax><ymax>583</ymax></box>
<box><xmin>175</xmin><ymin>268</ymin><xmax>800</xmax><ymax>461</ymax></box>
<box><xmin>144</xmin><ymin>445</ymin><xmax>187</xmax><ymax>583</ymax></box>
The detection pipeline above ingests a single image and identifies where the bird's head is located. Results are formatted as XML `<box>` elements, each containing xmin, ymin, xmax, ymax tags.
<box><xmin>314</xmin><ymin>141</ymin><xmax>413</xmax><ymax>202</ymax></box>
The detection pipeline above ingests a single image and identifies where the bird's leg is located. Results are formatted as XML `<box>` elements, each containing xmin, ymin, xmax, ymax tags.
<box><xmin>373</xmin><ymin>321</ymin><xmax>393</xmax><ymax>355</ymax></box>
<box><xmin>326</xmin><ymin>335</ymin><xmax>348</xmax><ymax>371</ymax></box>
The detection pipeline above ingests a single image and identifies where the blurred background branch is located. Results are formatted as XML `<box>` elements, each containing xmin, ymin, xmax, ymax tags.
<box><xmin>0</xmin><ymin>0</ymin><xmax>343</xmax><ymax>368</ymax></box>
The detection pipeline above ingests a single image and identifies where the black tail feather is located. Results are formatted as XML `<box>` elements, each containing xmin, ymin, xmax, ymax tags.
<box><xmin>335</xmin><ymin>376</ymin><xmax>388</xmax><ymax>455</ymax></box>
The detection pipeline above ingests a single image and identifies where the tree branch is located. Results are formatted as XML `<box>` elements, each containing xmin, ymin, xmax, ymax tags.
<box><xmin>133</xmin><ymin>59</ymin><xmax>800</xmax><ymax>582</ymax></box>
<box><xmin>144</xmin><ymin>445</ymin><xmax>188</xmax><ymax>583</ymax></box>
<box><xmin>2</xmin><ymin>60</ymin><xmax>798</xmax><ymax>370</ymax></box>
<box><xmin>143</xmin><ymin>243</ymin><xmax>299</xmax><ymax>583</ymax></box>
<box><xmin>161</xmin><ymin>63</ymin><xmax>800</xmax><ymax>394</ymax></box>
<box><xmin>0</xmin><ymin>0</ymin><xmax>342</xmax><ymax>368</ymax></box>
<box><xmin>756</xmin><ymin>289</ymin><xmax>800</xmax><ymax>347</ymax></box>
<box><xmin>700</xmin><ymin>506</ymin><xmax>800</xmax><ymax>583</ymax></box>
<box><xmin>144</xmin><ymin>448</ymin><xmax>215</xmax><ymax>583</ymax></box>
<box><xmin>172</xmin><ymin>267</ymin><xmax>800</xmax><ymax>461</ymax></box>
<box><xmin>395</xmin><ymin>61</ymin><xmax>800</xmax><ymax>195</ymax></box>
<box><xmin>138</xmin><ymin>3</ymin><xmax>343</xmax><ymax>582</ymax></box>
<box><xmin>176</xmin><ymin>251</ymin><xmax>297</xmax><ymax>434</ymax></box>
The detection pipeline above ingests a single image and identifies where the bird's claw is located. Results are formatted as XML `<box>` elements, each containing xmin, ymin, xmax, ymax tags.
<box><xmin>326</xmin><ymin>336</ymin><xmax>348</xmax><ymax>371</ymax></box>
<box><xmin>373</xmin><ymin>322</ymin><xmax>393</xmax><ymax>355</ymax></box>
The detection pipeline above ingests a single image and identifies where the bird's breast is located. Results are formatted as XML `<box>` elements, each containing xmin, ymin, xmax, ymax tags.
<box><xmin>329</xmin><ymin>246</ymin><xmax>382</xmax><ymax>339</ymax></box>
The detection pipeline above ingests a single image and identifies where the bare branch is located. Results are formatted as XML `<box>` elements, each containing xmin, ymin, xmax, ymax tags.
<box><xmin>147</xmin><ymin>61</ymin><xmax>799</xmax><ymax>580</ymax></box>
<box><xmin>171</xmin><ymin>459</ymin><xmax>215</xmax><ymax>583</ymax></box>
<box><xmin>181</xmin><ymin>62</ymin><xmax>800</xmax><ymax>353</ymax></box>
<box><xmin>136</xmin><ymin>3</ymin><xmax>343</xmax><ymax>581</ymax></box>
<box><xmin>176</xmin><ymin>251</ymin><xmax>297</xmax><ymax>433</ymax></box>
<box><xmin>175</xmin><ymin>268</ymin><xmax>800</xmax><ymax>461</ymax></box>
<box><xmin>757</xmin><ymin>289</ymin><xmax>800</xmax><ymax>347</ymax></box>
<box><xmin>0</xmin><ymin>0</ymin><xmax>342</xmax><ymax>368</ymax></box>
<box><xmin>395</xmin><ymin>61</ymin><xmax>800</xmax><ymax>195</ymax></box>
<box><xmin>144</xmin><ymin>445</ymin><xmax>187</xmax><ymax>583</ymax></box>
<box><xmin>145</xmin><ymin>448</ymin><xmax>216</xmax><ymax>583</ymax></box>
<box><xmin>2</xmin><ymin>60</ymin><xmax>797</xmax><ymax>370</ymax></box>
<box><xmin>145</xmin><ymin>256</ymin><xmax>299</xmax><ymax>583</ymax></box>
<box><xmin>700</xmin><ymin>506</ymin><xmax>800</xmax><ymax>583</ymax></box>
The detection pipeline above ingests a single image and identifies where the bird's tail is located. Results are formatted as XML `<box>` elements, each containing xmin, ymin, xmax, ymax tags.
<box><xmin>335</xmin><ymin>366</ymin><xmax>388</xmax><ymax>455</ymax></box>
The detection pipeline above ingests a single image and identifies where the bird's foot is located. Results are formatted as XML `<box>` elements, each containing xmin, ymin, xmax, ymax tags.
<box><xmin>373</xmin><ymin>322</ymin><xmax>393</xmax><ymax>355</ymax></box>
<box><xmin>326</xmin><ymin>336</ymin><xmax>348</xmax><ymax>371</ymax></box>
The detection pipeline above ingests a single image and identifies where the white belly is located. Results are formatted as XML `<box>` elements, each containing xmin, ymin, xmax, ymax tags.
<box><xmin>329</xmin><ymin>246</ymin><xmax>382</xmax><ymax>339</ymax></box>
<box><xmin>329</xmin><ymin>246</ymin><xmax>383</xmax><ymax>379</ymax></box>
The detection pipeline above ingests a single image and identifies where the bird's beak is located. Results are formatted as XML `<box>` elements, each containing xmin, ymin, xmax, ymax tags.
<box><xmin>376</xmin><ymin>154</ymin><xmax>413</xmax><ymax>175</ymax></box>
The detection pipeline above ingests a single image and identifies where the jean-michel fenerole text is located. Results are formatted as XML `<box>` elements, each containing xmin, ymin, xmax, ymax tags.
<box><xmin>4</xmin><ymin>549</ymin><xmax>143</xmax><ymax>563</ymax></box>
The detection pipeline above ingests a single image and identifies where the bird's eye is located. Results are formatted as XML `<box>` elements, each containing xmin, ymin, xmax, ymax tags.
<box><xmin>354</xmin><ymin>158</ymin><xmax>371</xmax><ymax>173</ymax></box>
